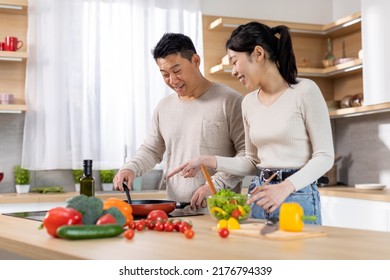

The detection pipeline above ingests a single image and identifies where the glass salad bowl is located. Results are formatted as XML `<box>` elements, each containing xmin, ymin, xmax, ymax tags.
<box><xmin>207</xmin><ymin>189</ymin><xmax>251</xmax><ymax>223</ymax></box>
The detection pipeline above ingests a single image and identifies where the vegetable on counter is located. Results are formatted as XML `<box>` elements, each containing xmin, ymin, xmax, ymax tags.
<box><xmin>207</xmin><ymin>189</ymin><xmax>251</xmax><ymax>222</ymax></box>
<box><xmin>279</xmin><ymin>202</ymin><xmax>317</xmax><ymax>232</ymax></box>
<box><xmin>41</xmin><ymin>207</ymin><xmax>83</xmax><ymax>237</ymax></box>
<box><xmin>103</xmin><ymin>197</ymin><xmax>133</xmax><ymax>227</ymax></box>
<box><xmin>31</xmin><ymin>186</ymin><xmax>64</xmax><ymax>193</ymax></box>
<box><xmin>57</xmin><ymin>224</ymin><xmax>124</xmax><ymax>240</ymax></box>
<box><xmin>66</xmin><ymin>195</ymin><xmax>104</xmax><ymax>224</ymax></box>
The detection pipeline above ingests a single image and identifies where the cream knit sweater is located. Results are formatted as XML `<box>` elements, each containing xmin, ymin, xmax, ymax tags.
<box><xmin>120</xmin><ymin>83</ymin><xmax>245</xmax><ymax>202</ymax></box>
<box><xmin>216</xmin><ymin>78</ymin><xmax>334</xmax><ymax>191</ymax></box>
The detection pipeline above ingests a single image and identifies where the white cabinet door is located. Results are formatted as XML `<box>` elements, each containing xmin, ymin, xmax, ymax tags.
<box><xmin>321</xmin><ymin>196</ymin><xmax>390</xmax><ymax>232</ymax></box>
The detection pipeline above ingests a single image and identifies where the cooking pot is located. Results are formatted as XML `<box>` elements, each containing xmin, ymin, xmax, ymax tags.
<box><xmin>125</xmin><ymin>199</ymin><xmax>190</xmax><ymax>216</ymax></box>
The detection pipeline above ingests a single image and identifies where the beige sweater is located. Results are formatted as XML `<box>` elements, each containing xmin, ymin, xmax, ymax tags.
<box><xmin>120</xmin><ymin>83</ymin><xmax>245</xmax><ymax>202</ymax></box>
<box><xmin>216</xmin><ymin>78</ymin><xmax>334</xmax><ymax>191</ymax></box>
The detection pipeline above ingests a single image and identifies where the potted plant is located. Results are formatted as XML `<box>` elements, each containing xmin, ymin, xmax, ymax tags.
<box><xmin>99</xmin><ymin>169</ymin><xmax>116</xmax><ymax>191</ymax></box>
<box><xmin>13</xmin><ymin>165</ymin><xmax>30</xmax><ymax>193</ymax></box>
<box><xmin>72</xmin><ymin>169</ymin><xmax>83</xmax><ymax>192</ymax></box>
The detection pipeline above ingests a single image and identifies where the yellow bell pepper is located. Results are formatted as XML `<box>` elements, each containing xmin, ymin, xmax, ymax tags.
<box><xmin>237</xmin><ymin>205</ymin><xmax>246</xmax><ymax>216</ymax></box>
<box><xmin>217</xmin><ymin>219</ymin><xmax>228</xmax><ymax>230</ymax></box>
<box><xmin>279</xmin><ymin>202</ymin><xmax>304</xmax><ymax>232</ymax></box>
<box><xmin>227</xmin><ymin>217</ymin><xmax>240</xmax><ymax>230</ymax></box>
<box><xmin>210</xmin><ymin>206</ymin><xmax>227</xmax><ymax>216</ymax></box>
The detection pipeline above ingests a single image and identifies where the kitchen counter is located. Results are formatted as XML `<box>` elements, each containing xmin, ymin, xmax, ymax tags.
<box><xmin>0</xmin><ymin>190</ymin><xmax>166</xmax><ymax>204</ymax></box>
<box><xmin>1</xmin><ymin>186</ymin><xmax>389</xmax><ymax>205</ymax></box>
<box><xmin>1</xmin><ymin>213</ymin><xmax>390</xmax><ymax>259</ymax></box>
<box><xmin>319</xmin><ymin>186</ymin><xmax>390</xmax><ymax>202</ymax></box>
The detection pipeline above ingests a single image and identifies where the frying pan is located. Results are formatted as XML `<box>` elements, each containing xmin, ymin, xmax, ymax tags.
<box><xmin>123</xmin><ymin>182</ymin><xmax>190</xmax><ymax>216</ymax></box>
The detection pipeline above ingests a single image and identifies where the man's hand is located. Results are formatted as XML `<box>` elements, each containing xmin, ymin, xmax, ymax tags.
<box><xmin>190</xmin><ymin>184</ymin><xmax>214</xmax><ymax>209</ymax></box>
<box><xmin>113</xmin><ymin>169</ymin><xmax>135</xmax><ymax>192</ymax></box>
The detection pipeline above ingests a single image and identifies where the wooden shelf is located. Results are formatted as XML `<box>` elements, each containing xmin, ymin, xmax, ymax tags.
<box><xmin>0</xmin><ymin>103</ymin><xmax>27</xmax><ymax>113</ymax></box>
<box><xmin>208</xmin><ymin>11</ymin><xmax>361</xmax><ymax>37</ymax></box>
<box><xmin>329</xmin><ymin>102</ymin><xmax>390</xmax><ymax>119</ymax></box>
<box><xmin>0</xmin><ymin>0</ymin><xmax>27</xmax><ymax>14</ymax></box>
<box><xmin>0</xmin><ymin>51</ymin><xmax>27</xmax><ymax>62</ymax></box>
<box><xmin>298</xmin><ymin>59</ymin><xmax>362</xmax><ymax>78</ymax></box>
<box><xmin>210</xmin><ymin>58</ymin><xmax>363</xmax><ymax>78</ymax></box>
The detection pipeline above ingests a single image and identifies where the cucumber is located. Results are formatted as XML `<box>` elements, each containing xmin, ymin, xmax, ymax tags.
<box><xmin>57</xmin><ymin>224</ymin><xmax>124</xmax><ymax>240</ymax></box>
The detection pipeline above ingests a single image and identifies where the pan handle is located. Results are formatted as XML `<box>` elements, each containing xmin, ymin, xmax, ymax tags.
<box><xmin>175</xmin><ymin>202</ymin><xmax>191</xmax><ymax>209</ymax></box>
<box><xmin>123</xmin><ymin>182</ymin><xmax>132</xmax><ymax>204</ymax></box>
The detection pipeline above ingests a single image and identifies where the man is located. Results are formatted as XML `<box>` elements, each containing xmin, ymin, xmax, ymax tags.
<box><xmin>113</xmin><ymin>33</ymin><xmax>245</xmax><ymax>210</ymax></box>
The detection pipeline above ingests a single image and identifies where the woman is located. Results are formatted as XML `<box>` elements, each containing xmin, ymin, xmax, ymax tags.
<box><xmin>168</xmin><ymin>22</ymin><xmax>334</xmax><ymax>224</ymax></box>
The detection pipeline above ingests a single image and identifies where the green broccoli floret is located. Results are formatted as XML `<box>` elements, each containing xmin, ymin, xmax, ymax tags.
<box><xmin>66</xmin><ymin>195</ymin><xmax>104</xmax><ymax>224</ymax></box>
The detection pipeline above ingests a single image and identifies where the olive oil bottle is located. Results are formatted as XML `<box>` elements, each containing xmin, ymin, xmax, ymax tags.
<box><xmin>80</xmin><ymin>159</ymin><xmax>95</xmax><ymax>196</ymax></box>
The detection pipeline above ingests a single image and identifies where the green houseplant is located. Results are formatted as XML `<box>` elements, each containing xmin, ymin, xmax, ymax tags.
<box><xmin>72</xmin><ymin>169</ymin><xmax>83</xmax><ymax>192</ymax></box>
<box><xmin>13</xmin><ymin>165</ymin><xmax>30</xmax><ymax>193</ymax></box>
<box><xmin>99</xmin><ymin>169</ymin><xmax>116</xmax><ymax>191</ymax></box>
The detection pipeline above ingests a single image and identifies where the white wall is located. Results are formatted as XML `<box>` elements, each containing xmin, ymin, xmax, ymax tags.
<box><xmin>201</xmin><ymin>0</ymin><xmax>361</xmax><ymax>24</ymax></box>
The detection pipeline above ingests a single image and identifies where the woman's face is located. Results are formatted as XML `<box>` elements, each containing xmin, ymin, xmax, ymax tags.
<box><xmin>227</xmin><ymin>49</ymin><xmax>261</xmax><ymax>91</ymax></box>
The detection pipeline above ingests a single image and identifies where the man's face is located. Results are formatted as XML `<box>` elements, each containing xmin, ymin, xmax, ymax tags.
<box><xmin>156</xmin><ymin>53</ymin><xmax>200</xmax><ymax>99</ymax></box>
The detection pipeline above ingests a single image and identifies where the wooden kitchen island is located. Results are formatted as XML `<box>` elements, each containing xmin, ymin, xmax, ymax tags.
<box><xmin>1</xmin><ymin>212</ymin><xmax>390</xmax><ymax>260</ymax></box>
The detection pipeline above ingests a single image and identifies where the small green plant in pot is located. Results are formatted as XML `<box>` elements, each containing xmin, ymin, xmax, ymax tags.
<box><xmin>13</xmin><ymin>165</ymin><xmax>30</xmax><ymax>193</ymax></box>
<box><xmin>72</xmin><ymin>169</ymin><xmax>83</xmax><ymax>192</ymax></box>
<box><xmin>99</xmin><ymin>169</ymin><xmax>116</xmax><ymax>191</ymax></box>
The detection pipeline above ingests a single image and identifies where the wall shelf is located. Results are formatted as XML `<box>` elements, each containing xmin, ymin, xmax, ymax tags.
<box><xmin>329</xmin><ymin>102</ymin><xmax>390</xmax><ymax>119</ymax></box>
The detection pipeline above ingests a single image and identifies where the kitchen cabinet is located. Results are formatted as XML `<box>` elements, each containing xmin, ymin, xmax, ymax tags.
<box><xmin>321</xmin><ymin>195</ymin><xmax>390</xmax><ymax>232</ymax></box>
<box><xmin>0</xmin><ymin>0</ymin><xmax>28</xmax><ymax>113</ymax></box>
<box><xmin>319</xmin><ymin>187</ymin><xmax>390</xmax><ymax>232</ymax></box>
<box><xmin>203</xmin><ymin>12</ymin><xmax>390</xmax><ymax>119</ymax></box>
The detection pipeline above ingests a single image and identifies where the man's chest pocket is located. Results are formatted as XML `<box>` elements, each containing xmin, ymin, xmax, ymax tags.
<box><xmin>200</xmin><ymin>117</ymin><xmax>231</xmax><ymax>149</ymax></box>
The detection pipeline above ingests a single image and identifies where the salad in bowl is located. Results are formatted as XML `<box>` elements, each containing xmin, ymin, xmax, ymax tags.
<box><xmin>207</xmin><ymin>189</ymin><xmax>251</xmax><ymax>223</ymax></box>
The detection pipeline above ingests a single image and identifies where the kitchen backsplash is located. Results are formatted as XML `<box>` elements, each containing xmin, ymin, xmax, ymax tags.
<box><xmin>1</xmin><ymin>111</ymin><xmax>390</xmax><ymax>193</ymax></box>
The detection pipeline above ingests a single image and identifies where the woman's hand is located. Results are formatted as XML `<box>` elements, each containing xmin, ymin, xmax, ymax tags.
<box><xmin>247</xmin><ymin>180</ymin><xmax>295</xmax><ymax>213</ymax></box>
<box><xmin>167</xmin><ymin>155</ymin><xmax>217</xmax><ymax>178</ymax></box>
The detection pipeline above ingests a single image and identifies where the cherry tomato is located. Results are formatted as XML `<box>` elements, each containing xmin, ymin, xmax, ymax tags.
<box><xmin>128</xmin><ymin>221</ymin><xmax>136</xmax><ymax>230</ymax></box>
<box><xmin>184</xmin><ymin>229</ymin><xmax>195</xmax><ymax>239</ymax></box>
<box><xmin>136</xmin><ymin>222</ymin><xmax>145</xmax><ymax>231</ymax></box>
<box><xmin>164</xmin><ymin>222</ymin><xmax>174</xmax><ymax>232</ymax></box>
<box><xmin>147</xmin><ymin>221</ymin><xmax>155</xmax><ymax>230</ymax></box>
<box><xmin>147</xmin><ymin>210</ymin><xmax>168</xmax><ymax>222</ymax></box>
<box><xmin>173</xmin><ymin>220</ymin><xmax>182</xmax><ymax>232</ymax></box>
<box><xmin>179</xmin><ymin>221</ymin><xmax>193</xmax><ymax>233</ymax></box>
<box><xmin>218</xmin><ymin>228</ymin><xmax>229</xmax><ymax>238</ymax></box>
<box><xmin>154</xmin><ymin>221</ymin><xmax>165</xmax><ymax>231</ymax></box>
<box><xmin>124</xmin><ymin>229</ymin><xmax>135</xmax><ymax>240</ymax></box>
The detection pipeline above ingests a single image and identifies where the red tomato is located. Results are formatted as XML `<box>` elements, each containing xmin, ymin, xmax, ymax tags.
<box><xmin>146</xmin><ymin>210</ymin><xmax>168</xmax><ymax>222</ymax></box>
<box><xmin>147</xmin><ymin>221</ymin><xmax>155</xmax><ymax>230</ymax></box>
<box><xmin>231</xmin><ymin>209</ymin><xmax>241</xmax><ymax>219</ymax></box>
<box><xmin>184</xmin><ymin>229</ymin><xmax>195</xmax><ymax>239</ymax></box>
<box><xmin>154</xmin><ymin>221</ymin><xmax>165</xmax><ymax>231</ymax></box>
<box><xmin>96</xmin><ymin>213</ymin><xmax>117</xmax><ymax>225</ymax></box>
<box><xmin>43</xmin><ymin>207</ymin><xmax>83</xmax><ymax>237</ymax></box>
<box><xmin>124</xmin><ymin>229</ymin><xmax>135</xmax><ymax>240</ymax></box>
<box><xmin>164</xmin><ymin>221</ymin><xmax>174</xmax><ymax>232</ymax></box>
<box><xmin>173</xmin><ymin>220</ymin><xmax>182</xmax><ymax>232</ymax></box>
<box><xmin>218</xmin><ymin>228</ymin><xmax>229</xmax><ymax>238</ymax></box>
<box><xmin>128</xmin><ymin>221</ymin><xmax>136</xmax><ymax>230</ymax></box>
<box><xmin>136</xmin><ymin>222</ymin><xmax>145</xmax><ymax>231</ymax></box>
<box><xmin>179</xmin><ymin>221</ymin><xmax>192</xmax><ymax>233</ymax></box>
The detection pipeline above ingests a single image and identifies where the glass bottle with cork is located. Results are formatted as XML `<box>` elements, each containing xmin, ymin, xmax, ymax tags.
<box><xmin>80</xmin><ymin>159</ymin><xmax>95</xmax><ymax>196</ymax></box>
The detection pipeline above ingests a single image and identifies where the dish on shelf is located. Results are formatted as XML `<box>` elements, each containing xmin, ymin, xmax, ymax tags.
<box><xmin>355</xmin><ymin>184</ymin><xmax>386</xmax><ymax>190</ymax></box>
<box><xmin>334</xmin><ymin>57</ymin><xmax>356</xmax><ymax>65</ymax></box>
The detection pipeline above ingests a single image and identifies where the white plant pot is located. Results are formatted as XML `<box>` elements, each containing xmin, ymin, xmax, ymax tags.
<box><xmin>102</xmin><ymin>183</ymin><xmax>113</xmax><ymax>191</ymax></box>
<box><xmin>15</xmin><ymin>184</ymin><xmax>30</xmax><ymax>194</ymax></box>
<box><xmin>75</xmin><ymin>183</ymin><xmax>80</xmax><ymax>192</ymax></box>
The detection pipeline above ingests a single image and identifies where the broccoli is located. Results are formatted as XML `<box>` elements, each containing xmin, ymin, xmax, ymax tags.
<box><xmin>101</xmin><ymin>207</ymin><xmax>126</xmax><ymax>226</ymax></box>
<box><xmin>66</xmin><ymin>195</ymin><xmax>104</xmax><ymax>224</ymax></box>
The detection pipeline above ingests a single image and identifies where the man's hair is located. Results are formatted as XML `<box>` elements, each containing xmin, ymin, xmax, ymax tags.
<box><xmin>152</xmin><ymin>33</ymin><xmax>197</xmax><ymax>61</ymax></box>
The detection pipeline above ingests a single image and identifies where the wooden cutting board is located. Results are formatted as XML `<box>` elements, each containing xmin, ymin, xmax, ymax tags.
<box><xmin>213</xmin><ymin>222</ymin><xmax>327</xmax><ymax>241</ymax></box>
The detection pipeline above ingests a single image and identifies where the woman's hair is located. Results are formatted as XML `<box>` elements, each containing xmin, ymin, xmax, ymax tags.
<box><xmin>226</xmin><ymin>21</ymin><xmax>298</xmax><ymax>85</ymax></box>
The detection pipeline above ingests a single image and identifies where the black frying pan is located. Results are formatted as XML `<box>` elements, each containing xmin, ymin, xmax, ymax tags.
<box><xmin>123</xmin><ymin>182</ymin><xmax>190</xmax><ymax>216</ymax></box>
